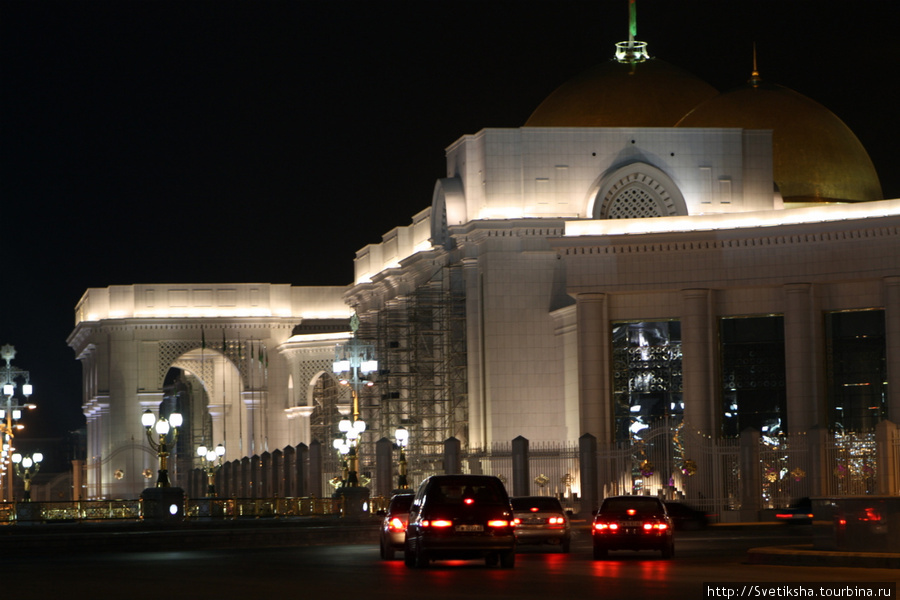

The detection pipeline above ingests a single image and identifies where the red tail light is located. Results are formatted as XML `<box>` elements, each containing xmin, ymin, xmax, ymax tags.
<box><xmin>422</xmin><ymin>519</ymin><xmax>453</xmax><ymax>528</ymax></box>
<box><xmin>642</xmin><ymin>522</ymin><xmax>668</xmax><ymax>532</ymax></box>
<box><xmin>593</xmin><ymin>522</ymin><xmax>618</xmax><ymax>531</ymax></box>
<box><xmin>548</xmin><ymin>516</ymin><xmax>565</xmax><ymax>525</ymax></box>
<box><xmin>464</xmin><ymin>498</ymin><xmax>474</xmax><ymax>505</ymax></box>
<box><xmin>388</xmin><ymin>517</ymin><xmax>406</xmax><ymax>532</ymax></box>
<box><xmin>487</xmin><ymin>519</ymin><xmax>510</xmax><ymax>528</ymax></box>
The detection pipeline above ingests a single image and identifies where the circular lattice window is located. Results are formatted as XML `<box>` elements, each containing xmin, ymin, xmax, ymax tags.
<box><xmin>597</xmin><ymin>171</ymin><xmax>680</xmax><ymax>219</ymax></box>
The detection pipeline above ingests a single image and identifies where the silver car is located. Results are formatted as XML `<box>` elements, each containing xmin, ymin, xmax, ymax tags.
<box><xmin>380</xmin><ymin>493</ymin><xmax>414</xmax><ymax>560</ymax></box>
<box><xmin>511</xmin><ymin>496</ymin><xmax>571</xmax><ymax>552</ymax></box>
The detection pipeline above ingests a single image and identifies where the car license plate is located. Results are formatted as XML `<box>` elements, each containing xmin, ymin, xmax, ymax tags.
<box><xmin>620</xmin><ymin>521</ymin><xmax>641</xmax><ymax>527</ymax></box>
<box><xmin>456</xmin><ymin>524</ymin><xmax>484</xmax><ymax>532</ymax></box>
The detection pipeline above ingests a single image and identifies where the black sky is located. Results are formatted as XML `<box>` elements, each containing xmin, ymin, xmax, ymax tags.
<box><xmin>2</xmin><ymin>1</ymin><xmax>898</xmax><ymax>459</ymax></box>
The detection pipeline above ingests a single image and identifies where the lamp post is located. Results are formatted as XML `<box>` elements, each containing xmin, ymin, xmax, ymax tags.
<box><xmin>11</xmin><ymin>452</ymin><xmax>42</xmax><ymax>501</ymax></box>
<box><xmin>331</xmin><ymin>316</ymin><xmax>377</xmax><ymax>488</ymax></box>
<box><xmin>197</xmin><ymin>443</ymin><xmax>225</xmax><ymax>496</ymax></box>
<box><xmin>395</xmin><ymin>427</ymin><xmax>409</xmax><ymax>490</ymax></box>
<box><xmin>1</xmin><ymin>344</ymin><xmax>37</xmax><ymax>502</ymax></box>
<box><xmin>141</xmin><ymin>409</ymin><xmax>183</xmax><ymax>488</ymax></box>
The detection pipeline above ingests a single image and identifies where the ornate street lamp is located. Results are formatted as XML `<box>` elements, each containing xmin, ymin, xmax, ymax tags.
<box><xmin>11</xmin><ymin>452</ymin><xmax>42</xmax><ymax>501</ymax></box>
<box><xmin>331</xmin><ymin>315</ymin><xmax>377</xmax><ymax>489</ymax></box>
<box><xmin>141</xmin><ymin>409</ymin><xmax>183</xmax><ymax>488</ymax></box>
<box><xmin>197</xmin><ymin>443</ymin><xmax>226</xmax><ymax>496</ymax></box>
<box><xmin>1</xmin><ymin>344</ymin><xmax>37</xmax><ymax>502</ymax></box>
<box><xmin>395</xmin><ymin>427</ymin><xmax>409</xmax><ymax>490</ymax></box>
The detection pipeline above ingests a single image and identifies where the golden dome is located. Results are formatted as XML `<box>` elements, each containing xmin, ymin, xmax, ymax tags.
<box><xmin>525</xmin><ymin>57</ymin><xmax>719</xmax><ymax>128</ymax></box>
<box><xmin>676</xmin><ymin>79</ymin><xmax>882</xmax><ymax>203</ymax></box>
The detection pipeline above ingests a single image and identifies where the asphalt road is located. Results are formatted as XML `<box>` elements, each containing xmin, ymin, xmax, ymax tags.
<box><xmin>9</xmin><ymin>528</ymin><xmax>898</xmax><ymax>600</ymax></box>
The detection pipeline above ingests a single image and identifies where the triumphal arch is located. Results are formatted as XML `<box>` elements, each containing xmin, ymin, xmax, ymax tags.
<box><xmin>67</xmin><ymin>283</ymin><xmax>353</xmax><ymax>499</ymax></box>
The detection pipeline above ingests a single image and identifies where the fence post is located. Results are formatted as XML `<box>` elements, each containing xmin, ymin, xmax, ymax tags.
<box><xmin>739</xmin><ymin>428</ymin><xmax>761</xmax><ymax>520</ymax></box>
<box><xmin>579</xmin><ymin>433</ymin><xmax>598</xmax><ymax>518</ymax></box>
<box><xmin>295</xmin><ymin>443</ymin><xmax>309</xmax><ymax>498</ymax></box>
<box><xmin>375</xmin><ymin>437</ymin><xmax>393</xmax><ymax>497</ymax></box>
<box><xmin>260</xmin><ymin>452</ymin><xmax>272</xmax><ymax>498</ymax></box>
<box><xmin>876</xmin><ymin>420</ymin><xmax>899</xmax><ymax>495</ymax></box>
<box><xmin>512</xmin><ymin>436</ymin><xmax>530</xmax><ymax>496</ymax></box>
<box><xmin>444</xmin><ymin>437</ymin><xmax>461</xmax><ymax>474</ymax></box>
<box><xmin>808</xmin><ymin>425</ymin><xmax>830</xmax><ymax>497</ymax></box>
<box><xmin>309</xmin><ymin>440</ymin><xmax>323</xmax><ymax>498</ymax></box>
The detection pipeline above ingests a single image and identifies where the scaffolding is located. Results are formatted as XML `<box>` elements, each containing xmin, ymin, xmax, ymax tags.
<box><xmin>361</xmin><ymin>265</ymin><xmax>468</xmax><ymax>465</ymax></box>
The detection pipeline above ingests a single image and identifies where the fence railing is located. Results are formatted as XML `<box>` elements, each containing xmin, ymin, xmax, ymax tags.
<box><xmin>0</xmin><ymin>495</ymin><xmax>388</xmax><ymax>525</ymax></box>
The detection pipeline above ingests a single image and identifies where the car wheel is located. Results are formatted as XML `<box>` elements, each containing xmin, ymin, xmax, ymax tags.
<box><xmin>381</xmin><ymin>540</ymin><xmax>394</xmax><ymax>561</ymax></box>
<box><xmin>500</xmin><ymin>549</ymin><xmax>515</xmax><ymax>568</ymax></box>
<box><xmin>561</xmin><ymin>537</ymin><xmax>571</xmax><ymax>553</ymax></box>
<box><xmin>593</xmin><ymin>545</ymin><xmax>608</xmax><ymax>560</ymax></box>
<box><xmin>414</xmin><ymin>546</ymin><xmax>429</xmax><ymax>568</ymax></box>
<box><xmin>661</xmin><ymin>541</ymin><xmax>674</xmax><ymax>559</ymax></box>
<box><xmin>403</xmin><ymin>542</ymin><xmax>416</xmax><ymax>568</ymax></box>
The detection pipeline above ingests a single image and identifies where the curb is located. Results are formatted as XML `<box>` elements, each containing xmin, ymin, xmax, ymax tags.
<box><xmin>747</xmin><ymin>545</ymin><xmax>900</xmax><ymax>569</ymax></box>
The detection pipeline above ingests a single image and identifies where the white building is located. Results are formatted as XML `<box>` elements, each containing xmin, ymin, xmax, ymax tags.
<box><xmin>69</xmin><ymin>35</ymin><xmax>899</xmax><ymax>508</ymax></box>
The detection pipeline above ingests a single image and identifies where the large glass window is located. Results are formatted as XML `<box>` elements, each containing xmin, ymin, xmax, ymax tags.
<box><xmin>719</xmin><ymin>316</ymin><xmax>787</xmax><ymax>438</ymax></box>
<box><xmin>612</xmin><ymin>321</ymin><xmax>683</xmax><ymax>443</ymax></box>
<box><xmin>826</xmin><ymin>310</ymin><xmax>886</xmax><ymax>431</ymax></box>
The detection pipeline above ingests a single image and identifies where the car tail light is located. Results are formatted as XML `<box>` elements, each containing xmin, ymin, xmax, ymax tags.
<box><xmin>422</xmin><ymin>519</ymin><xmax>453</xmax><ymax>528</ymax></box>
<box><xmin>388</xmin><ymin>517</ymin><xmax>406</xmax><ymax>532</ymax></box>
<box><xmin>487</xmin><ymin>519</ymin><xmax>510</xmax><ymax>528</ymax></box>
<box><xmin>642</xmin><ymin>522</ymin><xmax>668</xmax><ymax>532</ymax></box>
<box><xmin>464</xmin><ymin>498</ymin><xmax>475</xmax><ymax>505</ymax></box>
<box><xmin>513</xmin><ymin>518</ymin><xmax>521</xmax><ymax>526</ymax></box>
<box><xmin>593</xmin><ymin>522</ymin><xmax>618</xmax><ymax>532</ymax></box>
<box><xmin>548</xmin><ymin>516</ymin><xmax>565</xmax><ymax>525</ymax></box>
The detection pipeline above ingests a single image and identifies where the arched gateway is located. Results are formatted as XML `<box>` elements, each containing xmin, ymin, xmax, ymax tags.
<box><xmin>67</xmin><ymin>283</ymin><xmax>352</xmax><ymax>499</ymax></box>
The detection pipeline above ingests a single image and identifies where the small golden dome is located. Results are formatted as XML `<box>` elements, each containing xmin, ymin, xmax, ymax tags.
<box><xmin>525</xmin><ymin>57</ymin><xmax>719</xmax><ymax>128</ymax></box>
<box><xmin>676</xmin><ymin>80</ymin><xmax>882</xmax><ymax>203</ymax></box>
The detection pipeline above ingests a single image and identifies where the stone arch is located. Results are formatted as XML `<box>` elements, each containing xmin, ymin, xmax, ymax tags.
<box><xmin>431</xmin><ymin>177</ymin><xmax>466</xmax><ymax>249</ymax></box>
<box><xmin>165</xmin><ymin>346</ymin><xmax>245</xmax><ymax>463</ymax></box>
<box><xmin>591</xmin><ymin>162</ymin><xmax>688</xmax><ymax>219</ymax></box>
<box><xmin>307</xmin><ymin>370</ymin><xmax>343</xmax><ymax>447</ymax></box>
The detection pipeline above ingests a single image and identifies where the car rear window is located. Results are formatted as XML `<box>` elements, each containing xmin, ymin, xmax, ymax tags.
<box><xmin>601</xmin><ymin>497</ymin><xmax>664</xmax><ymax>513</ymax></box>
<box><xmin>511</xmin><ymin>497</ymin><xmax>562</xmax><ymax>511</ymax></box>
<box><xmin>390</xmin><ymin>494</ymin><xmax>414</xmax><ymax>512</ymax></box>
<box><xmin>426</xmin><ymin>478</ymin><xmax>506</xmax><ymax>504</ymax></box>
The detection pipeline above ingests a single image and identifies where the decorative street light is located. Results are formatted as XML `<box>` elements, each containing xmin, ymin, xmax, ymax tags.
<box><xmin>395</xmin><ymin>427</ymin><xmax>409</xmax><ymax>490</ymax></box>
<box><xmin>331</xmin><ymin>314</ymin><xmax>377</xmax><ymax>489</ymax></box>
<box><xmin>141</xmin><ymin>409</ymin><xmax>183</xmax><ymax>488</ymax></box>
<box><xmin>1</xmin><ymin>344</ymin><xmax>37</xmax><ymax>502</ymax></box>
<box><xmin>197</xmin><ymin>443</ymin><xmax>226</xmax><ymax>497</ymax></box>
<box><xmin>11</xmin><ymin>452</ymin><xmax>42</xmax><ymax>501</ymax></box>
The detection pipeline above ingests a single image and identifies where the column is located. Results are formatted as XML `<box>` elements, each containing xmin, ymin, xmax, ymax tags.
<box><xmin>784</xmin><ymin>283</ymin><xmax>823</xmax><ymax>433</ymax></box>
<box><xmin>681</xmin><ymin>289</ymin><xmax>716</xmax><ymax>436</ymax></box>
<box><xmin>884</xmin><ymin>277</ymin><xmax>900</xmax><ymax>422</ymax></box>
<box><xmin>577</xmin><ymin>293</ymin><xmax>611</xmax><ymax>443</ymax></box>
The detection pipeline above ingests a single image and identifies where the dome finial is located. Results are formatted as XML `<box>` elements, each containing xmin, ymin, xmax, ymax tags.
<box><xmin>616</xmin><ymin>0</ymin><xmax>649</xmax><ymax>63</ymax></box>
<box><xmin>749</xmin><ymin>42</ymin><xmax>762</xmax><ymax>87</ymax></box>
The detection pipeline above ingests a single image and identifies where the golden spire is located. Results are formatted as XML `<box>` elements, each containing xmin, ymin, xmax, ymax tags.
<box><xmin>749</xmin><ymin>42</ymin><xmax>762</xmax><ymax>87</ymax></box>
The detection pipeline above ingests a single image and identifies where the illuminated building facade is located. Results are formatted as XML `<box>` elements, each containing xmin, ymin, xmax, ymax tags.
<box><xmin>69</xmin><ymin>32</ymin><xmax>899</xmax><ymax>506</ymax></box>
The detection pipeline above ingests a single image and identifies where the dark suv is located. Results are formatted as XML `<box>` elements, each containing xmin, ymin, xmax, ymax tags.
<box><xmin>591</xmin><ymin>495</ymin><xmax>674</xmax><ymax>559</ymax></box>
<box><xmin>404</xmin><ymin>474</ymin><xmax>516</xmax><ymax>568</ymax></box>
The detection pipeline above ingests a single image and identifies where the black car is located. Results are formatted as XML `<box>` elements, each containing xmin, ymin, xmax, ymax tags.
<box><xmin>663</xmin><ymin>501</ymin><xmax>709</xmax><ymax>530</ymax></box>
<box><xmin>404</xmin><ymin>474</ymin><xmax>517</xmax><ymax>568</ymax></box>
<box><xmin>775</xmin><ymin>497</ymin><xmax>813</xmax><ymax>524</ymax></box>
<box><xmin>592</xmin><ymin>495</ymin><xmax>674</xmax><ymax>559</ymax></box>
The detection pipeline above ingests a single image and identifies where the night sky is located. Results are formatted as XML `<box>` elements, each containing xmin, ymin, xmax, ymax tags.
<box><xmin>2</xmin><ymin>1</ymin><xmax>898</xmax><ymax>464</ymax></box>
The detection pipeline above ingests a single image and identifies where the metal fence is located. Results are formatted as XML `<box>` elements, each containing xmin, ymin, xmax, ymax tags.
<box><xmin>0</xmin><ymin>495</ymin><xmax>380</xmax><ymax>524</ymax></box>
